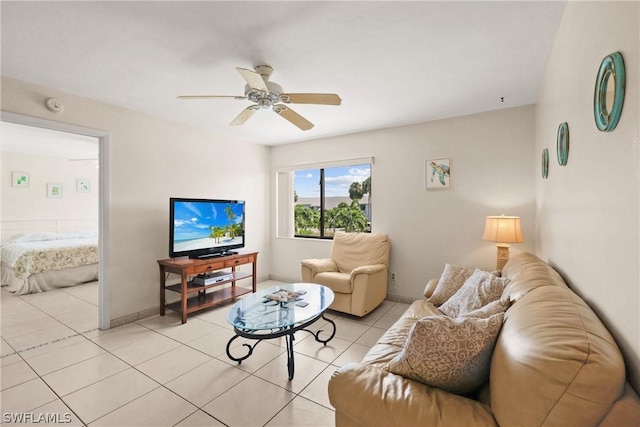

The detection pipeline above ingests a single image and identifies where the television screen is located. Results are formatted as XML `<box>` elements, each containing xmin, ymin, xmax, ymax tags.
<box><xmin>169</xmin><ymin>198</ymin><xmax>245</xmax><ymax>259</ymax></box>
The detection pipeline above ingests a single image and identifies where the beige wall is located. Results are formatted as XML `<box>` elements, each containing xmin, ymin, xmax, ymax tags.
<box><xmin>1</xmin><ymin>76</ymin><xmax>271</xmax><ymax>322</ymax></box>
<box><xmin>270</xmin><ymin>105</ymin><xmax>537</xmax><ymax>300</ymax></box>
<box><xmin>535</xmin><ymin>1</ymin><xmax>639</xmax><ymax>390</ymax></box>
<box><xmin>1</xmin><ymin>151</ymin><xmax>99</xmax><ymax>241</ymax></box>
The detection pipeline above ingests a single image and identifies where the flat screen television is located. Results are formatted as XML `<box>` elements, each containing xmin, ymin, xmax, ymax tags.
<box><xmin>169</xmin><ymin>197</ymin><xmax>245</xmax><ymax>259</ymax></box>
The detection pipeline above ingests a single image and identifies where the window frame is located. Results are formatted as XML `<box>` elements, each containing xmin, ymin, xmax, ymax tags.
<box><xmin>276</xmin><ymin>157</ymin><xmax>374</xmax><ymax>240</ymax></box>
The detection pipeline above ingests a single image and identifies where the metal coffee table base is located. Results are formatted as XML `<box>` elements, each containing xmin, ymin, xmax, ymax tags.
<box><xmin>226</xmin><ymin>313</ymin><xmax>336</xmax><ymax>380</ymax></box>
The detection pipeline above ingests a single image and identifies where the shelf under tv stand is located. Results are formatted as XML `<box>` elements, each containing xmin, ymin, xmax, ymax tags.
<box><xmin>157</xmin><ymin>252</ymin><xmax>258</xmax><ymax>324</ymax></box>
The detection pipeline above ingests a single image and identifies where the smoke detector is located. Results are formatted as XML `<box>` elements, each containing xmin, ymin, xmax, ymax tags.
<box><xmin>45</xmin><ymin>98</ymin><xmax>64</xmax><ymax>113</ymax></box>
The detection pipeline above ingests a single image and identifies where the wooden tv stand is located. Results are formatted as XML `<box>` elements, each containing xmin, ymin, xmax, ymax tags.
<box><xmin>157</xmin><ymin>252</ymin><xmax>258</xmax><ymax>324</ymax></box>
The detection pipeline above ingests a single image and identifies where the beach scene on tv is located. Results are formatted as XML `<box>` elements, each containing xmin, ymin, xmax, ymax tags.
<box><xmin>173</xmin><ymin>201</ymin><xmax>244</xmax><ymax>252</ymax></box>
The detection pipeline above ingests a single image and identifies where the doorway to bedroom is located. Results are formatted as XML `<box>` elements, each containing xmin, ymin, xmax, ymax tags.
<box><xmin>1</xmin><ymin>114</ymin><xmax>109</xmax><ymax>358</ymax></box>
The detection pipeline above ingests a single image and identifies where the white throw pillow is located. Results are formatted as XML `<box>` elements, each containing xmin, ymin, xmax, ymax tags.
<box><xmin>7</xmin><ymin>232</ymin><xmax>61</xmax><ymax>243</ymax></box>
<box><xmin>427</xmin><ymin>264</ymin><xmax>475</xmax><ymax>306</ymax></box>
<box><xmin>386</xmin><ymin>312</ymin><xmax>505</xmax><ymax>394</ymax></box>
<box><xmin>461</xmin><ymin>298</ymin><xmax>511</xmax><ymax>319</ymax></box>
<box><xmin>60</xmin><ymin>230</ymin><xmax>98</xmax><ymax>240</ymax></box>
<box><xmin>439</xmin><ymin>269</ymin><xmax>510</xmax><ymax>318</ymax></box>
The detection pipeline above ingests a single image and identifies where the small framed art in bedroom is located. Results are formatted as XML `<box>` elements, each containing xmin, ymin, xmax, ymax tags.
<box><xmin>47</xmin><ymin>183</ymin><xmax>63</xmax><ymax>198</ymax></box>
<box><xmin>12</xmin><ymin>171</ymin><xmax>29</xmax><ymax>188</ymax></box>
<box><xmin>77</xmin><ymin>179</ymin><xmax>90</xmax><ymax>193</ymax></box>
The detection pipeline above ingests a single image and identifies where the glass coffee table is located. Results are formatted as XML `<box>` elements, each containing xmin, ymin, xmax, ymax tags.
<box><xmin>226</xmin><ymin>283</ymin><xmax>336</xmax><ymax>380</ymax></box>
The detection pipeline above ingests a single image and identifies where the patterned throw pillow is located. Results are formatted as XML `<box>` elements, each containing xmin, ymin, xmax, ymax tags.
<box><xmin>386</xmin><ymin>313</ymin><xmax>505</xmax><ymax>394</ymax></box>
<box><xmin>439</xmin><ymin>269</ymin><xmax>510</xmax><ymax>318</ymax></box>
<box><xmin>427</xmin><ymin>264</ymin><xmax>475</xmax><ymax>306</ymax></box>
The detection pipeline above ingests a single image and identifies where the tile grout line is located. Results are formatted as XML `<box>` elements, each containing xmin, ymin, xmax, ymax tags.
<box><xmin>78</xmin><ymin>320</ymin><xmax>237</xmax><ymax>426</ymax></box>
<box><xmin>1</xmin><ymin>285</ymin><xmax>98</xmax><ymax>357</ymax></box>
<box><xmin>118</xmin><ymin>317</ymin><xmax>340</xmax><ymax>424</ymax></box>
<box><xmin>1</xmin><ymin>327</ymin><xmax>99</xmax><ymax>359</ymax></box>
<box><xmin>9</xmin><ymin>338</ymin><xmax>93</xmax><ymax>427</ymax></box>
<box><xmin>3</xmin><ymin>283</ymin><xmax>404</xmax><ymax>427</ymax></box>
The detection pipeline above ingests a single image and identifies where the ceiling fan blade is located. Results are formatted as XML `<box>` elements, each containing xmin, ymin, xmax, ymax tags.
<box><xmin>273</xmin><ymin>105</ymin><xmax>314</xmax><ymax>131</ymax></box>
<box><xmin>236</xmin><ymin>67</ymin><xmax>269</xmax><ymax>93</ymax></box>
<box><xmin>280</xmin><ymin>93</ymin><xmax>342</xmax><ymax>105</ymax></box>
<box><xmin>230</xmin><ymin>105</ymin><xmax>259</xmax><ymax>126</ymax></box>
<box><xmin>177</xmin><ymin>95</ymin><xmax>246</xmax><ymax>100</ymax></box>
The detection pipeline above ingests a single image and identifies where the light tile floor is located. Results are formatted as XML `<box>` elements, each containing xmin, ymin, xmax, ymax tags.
<box><xmin>0</xmin><ymin>280</ymin><xmax>409</xmax><ymax>426</ymax></box>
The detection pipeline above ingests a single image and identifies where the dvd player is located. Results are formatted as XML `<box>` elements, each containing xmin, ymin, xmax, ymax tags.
<box><xmin>192</xmin><ymin>271</ymin><xmax>233</xmax><ymax>285</ymax></box>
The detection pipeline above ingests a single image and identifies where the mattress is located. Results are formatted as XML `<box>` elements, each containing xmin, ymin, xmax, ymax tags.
<box><xmin>0</xmin><ymin>231</ymin><xmax>99</xmax><ymax>295</ymax></box>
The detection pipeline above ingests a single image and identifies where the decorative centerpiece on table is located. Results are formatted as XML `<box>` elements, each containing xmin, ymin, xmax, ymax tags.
<box><xmin>264</xmin><ymin>290</ymin><xmax>302</xmax><ymax>303</ymax></box>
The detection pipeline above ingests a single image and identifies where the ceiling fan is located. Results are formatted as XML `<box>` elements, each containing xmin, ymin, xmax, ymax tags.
<box><xmin>178</xmin><ymin>65</ymin><xmax>341</xmax><ymax>131</ymax></box>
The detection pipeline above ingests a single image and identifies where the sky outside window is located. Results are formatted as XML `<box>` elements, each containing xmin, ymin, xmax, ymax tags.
<box><xmin>294</xmin><ymin>164</ymin><xmax>370</xmax><ymax>198</ymax></box>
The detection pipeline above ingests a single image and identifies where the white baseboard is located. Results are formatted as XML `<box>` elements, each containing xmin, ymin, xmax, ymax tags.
<box><xmin>110</xmin><ymin>306</ymin><xmax>159</xmax><ymax>328</ymax></box>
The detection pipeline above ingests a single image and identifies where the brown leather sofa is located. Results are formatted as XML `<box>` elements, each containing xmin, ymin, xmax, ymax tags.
<box><xmin>301</xmin><ymin>232</ymin><xmax>390</xmax><ymax>317</ymax></box>
<box><xmin>328</xmin><ymin>253</ymin><xmax>640</xmax><ymax>426</ymax></box>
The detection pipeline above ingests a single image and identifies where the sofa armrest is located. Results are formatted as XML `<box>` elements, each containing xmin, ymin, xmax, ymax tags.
<box><xmin>328</xmin><ymin>363</ymin><xmax>497</xmax><ymax>427</ymax></box>
<box><xmin>301</xmin><ymin>258</ymin><xmax>338</xmax><ymax>282</ymax></box>
<box><xmin>350</xmin><ymin>264</ymin><xmax>386</xmax><ymax>276</ymax></box>
<box><xmin>595</xmin><ymin>383</ymin><xmax>640</xmax><ymax>427</ymax></box>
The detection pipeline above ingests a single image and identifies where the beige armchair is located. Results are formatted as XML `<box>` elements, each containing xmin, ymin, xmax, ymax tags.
<box><xmin>301</xmin><ymin>232</ymin><xmax>390</xmax><ymax>317</ymax></box>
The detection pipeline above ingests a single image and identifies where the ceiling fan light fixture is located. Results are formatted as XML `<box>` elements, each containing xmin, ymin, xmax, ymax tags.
<box><xmin>258</xmin><ymin>98</ymin><xmax>271</xmax><ymax>109</ymax></box>
<box><xmin>246</xmin><ymin>89</ymin><xmax>280</xmax><ymax>104</ymax></box>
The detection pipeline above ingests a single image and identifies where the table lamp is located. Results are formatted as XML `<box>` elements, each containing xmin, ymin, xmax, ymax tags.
<box><xmin>483</xmin><ymin>215</ymin><xmax>523</xmax><ymax>271</ymax></box>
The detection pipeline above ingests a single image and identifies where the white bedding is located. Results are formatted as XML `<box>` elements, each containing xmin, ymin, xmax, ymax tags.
<box><xmin>0</xmin><ymin>231</ymin><xmax>99</xmax><ymax>295</ymax></box>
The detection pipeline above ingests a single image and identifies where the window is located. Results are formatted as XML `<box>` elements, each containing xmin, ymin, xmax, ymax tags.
<box><xmin>292</xmin><ymin>162</ymin><xmax>371</xmax><ymax>238</ymax></box>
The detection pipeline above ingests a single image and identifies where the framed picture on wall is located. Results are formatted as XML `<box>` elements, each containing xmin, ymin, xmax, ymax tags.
<box><xmin>47</xmin><ymin>183</ymin><xmax>63</xmax><ymax>198</ymax></box>
<box><xmin>12</xmin><ymin>171</ymin><xmax>29</xmax><ymax>188</ymax></box>
<box><xmin>77</xmin><ymin>179</ymin><xmax>90</xmax><ymax>193</ymax></box>
<box><xmin>425</xmin><ymin>158</ymin><xmax>451</xmax><ymax>190</ymax></box>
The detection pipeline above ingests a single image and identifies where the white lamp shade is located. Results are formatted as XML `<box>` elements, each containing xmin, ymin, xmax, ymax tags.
<box><xmin>483</xmin><ymin>216</ymin><xmax>524</xmax><ymax>243</ymax></box>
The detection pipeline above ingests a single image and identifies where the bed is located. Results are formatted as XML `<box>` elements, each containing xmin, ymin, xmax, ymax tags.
<box><xmin>0</xmin><ymin>231</ymin><xmax>98</xmax><ymax>295</ymax></box>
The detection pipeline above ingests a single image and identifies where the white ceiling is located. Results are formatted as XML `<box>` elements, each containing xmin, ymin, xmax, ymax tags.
<box><xmin>1</xmin><ymin>1</ymin><xmax>566</xmax><ymax>146</ymax></box>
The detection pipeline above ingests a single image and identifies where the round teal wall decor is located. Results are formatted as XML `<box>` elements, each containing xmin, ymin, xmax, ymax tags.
<box><xmin>594</xmin><ymin>52</ymin><xmax>625</xmax><ymax>132</ymax></box>
<box><xmin>557</xmin><ymin>122</ymin><xmax>569</xmax><ymax>166</ymax></box>
<box><xmin>541</xmin><ymin>148</ymin><xmax>549</xmax><ymax>179</ymax></box>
